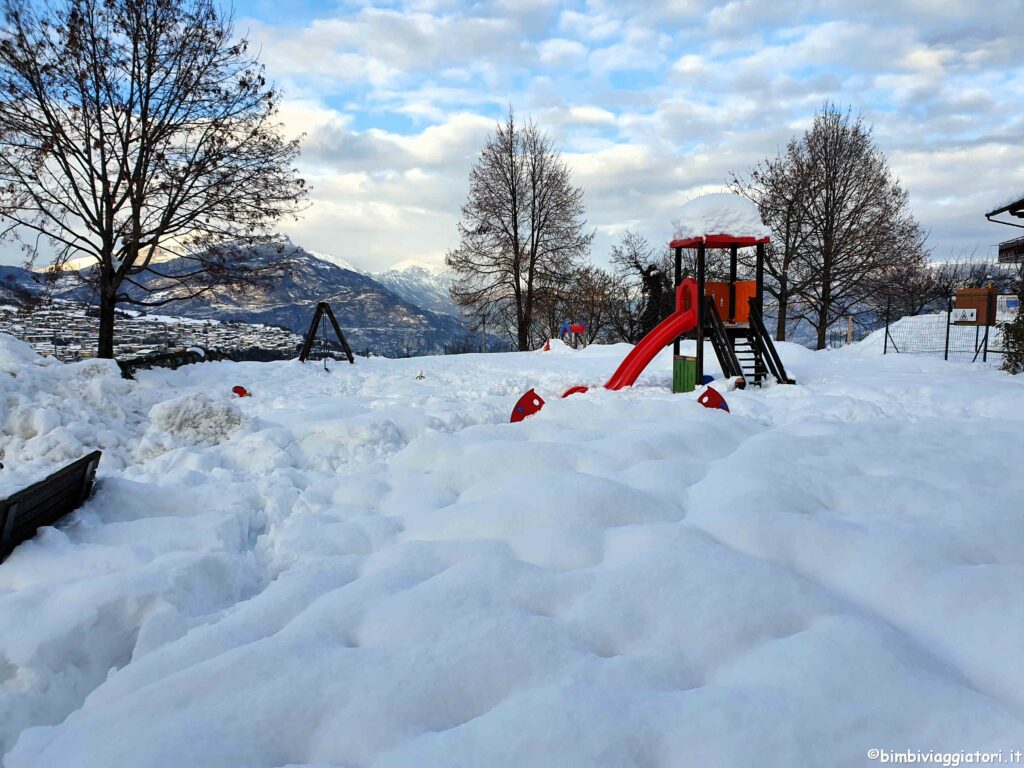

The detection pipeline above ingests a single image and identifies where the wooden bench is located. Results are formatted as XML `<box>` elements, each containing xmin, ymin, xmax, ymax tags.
<box><xmin>117</xmin><ymin>348</ymin><xmax>233</xmax><ymax>380</ymax></box>
<box><xmin>0</xmin><ymin>451</ymin><xmax>102</xmax><ymax>563</ymax></box>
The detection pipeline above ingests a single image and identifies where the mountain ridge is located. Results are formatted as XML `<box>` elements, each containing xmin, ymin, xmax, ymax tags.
<box><xmin>4</xmin><ymin>246</ymin><xmax>468</xmax><ymax>356</ymax></box>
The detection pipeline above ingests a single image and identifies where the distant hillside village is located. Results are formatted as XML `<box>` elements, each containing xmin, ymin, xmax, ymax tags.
<box><xmin>0</xmin><ymin>300</ymin><xmax>303</xmax><ymax>362</ymax></box>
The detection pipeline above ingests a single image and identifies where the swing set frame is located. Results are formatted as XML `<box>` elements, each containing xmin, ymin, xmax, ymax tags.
<box><xmin>299</xmin><ymin>302</ymin><xmax>355</xmax><ymax>364</ymax></box>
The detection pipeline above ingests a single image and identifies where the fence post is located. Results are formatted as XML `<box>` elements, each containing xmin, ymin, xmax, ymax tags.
<box><xmin>983</xmin><ymin>290</ymin><xmax>993</xmax><ymax>363</ymax></box>
<box><xmin>883</xmin><ymin>297</ymin><xmax>890</xmax><ymax>355</ymax></box>
<box><xmin>944</xmin><ymin>298</ymin><xmax>951</xmax><ymax>361</ymax></box>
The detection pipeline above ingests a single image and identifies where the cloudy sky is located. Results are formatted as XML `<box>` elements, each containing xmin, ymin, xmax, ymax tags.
<box><xmin>15</xmin><ymin>0</ymin><xmax>1024</xmax><ymax>272</ymax></box>
<box><xmin>233</xmin><ymin>0</ymin><xmax>1024</xmax><ymax>273</ymax></box>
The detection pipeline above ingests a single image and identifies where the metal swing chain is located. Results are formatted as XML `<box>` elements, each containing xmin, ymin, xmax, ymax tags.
<box><xmin>321</xmin><ymin>315</ymin><xmax>329</xmax><ymax>372</ymax></box>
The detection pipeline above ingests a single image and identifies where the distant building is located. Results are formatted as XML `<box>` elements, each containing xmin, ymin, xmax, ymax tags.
<box><xmin>986</xmin><ymin>195</ymin><xmax>1024</xmax><ymax>265</ymax></box>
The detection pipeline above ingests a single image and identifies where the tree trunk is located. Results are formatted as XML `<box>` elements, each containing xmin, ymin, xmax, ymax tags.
<box><xmin>97</xmin><ymin>281</ymin><xmax>117</xmax><ymax>359</ymax></box>
<box><xmin>817</xmin><ymin>244</ymin><xmax>832</xmax><ymax>350</ymax></box>
<box><xmin>519</xmin><ymin>264</ymin><xmax>534</xmax><ymax>351</ymax></box>
<box><xmin>815</xmin><ymin>297</ymin><xmax>829</xmax><ymax>350</ymax></box>
<box><xmin>517</xmin><ymin>311</ymin><xmax>530</xmax><ymax>351</ymax></box>
<box><xmin>775</xmin><ymin>278</ymin><xmax>788</xmax><ymax>341</ymax></box>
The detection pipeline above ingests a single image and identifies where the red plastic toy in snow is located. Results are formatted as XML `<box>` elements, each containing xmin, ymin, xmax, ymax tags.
<box><xmin>510</xmin><ymin>389</ymin><xmax>545</xmax><ymax>423</ymax></box>
<box><xmin>697</xmin><ymin>386</ymin><xmax>729</xmax><ymax>412</ymax></box>
<box><xmin>232</xmin><ymin>386</ymin><xmax>251</xmax><ymax>398</ymax></box>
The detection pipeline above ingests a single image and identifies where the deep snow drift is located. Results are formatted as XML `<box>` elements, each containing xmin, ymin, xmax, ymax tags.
<box><xmin>1</xmin><ymin>333</ymin><xmax>1023</xmax><ymax>767</ymax></box>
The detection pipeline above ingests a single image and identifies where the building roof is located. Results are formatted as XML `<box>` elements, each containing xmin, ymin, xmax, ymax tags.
<box><xmin>986</xmin><ymin>195</ymin><xmax>1024</xmax><ymax>223</ymax></box>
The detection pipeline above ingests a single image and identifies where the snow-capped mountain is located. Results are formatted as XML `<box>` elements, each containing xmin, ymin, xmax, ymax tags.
<box><xmin>299</xmin><ymin>251</ymin><xmax>460</xmax><ymax>318</ymax></box>
<box><xmin>305</xmin><ymin>249</ymin><xmax>362</xmax><ymax>273</ymax></box>
<box><xmin>53</xmin><ymin>245</ymin><xmax>469</xmax><ymax>356</ymax></box>
<box><xmin>371</xmin><ymin>264</ymin><xmax>461</xmax><ymax>318</ymax></box>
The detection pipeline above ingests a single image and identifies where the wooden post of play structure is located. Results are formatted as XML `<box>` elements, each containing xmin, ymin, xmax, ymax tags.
<box><xmin>728</xmin><ymin>245</ymin><xmax>738</xmax><ymax>322</ymax></box>
<box><xmin>696</xmin><ymin>241</ymin><xmax>706</xmax><ymax>383</ymax></box>
<box><xmin>846</xmin><ymin>315</ymin><xmax>854</xmax><ymax>345</ymax></box>
<box><xmin>755</xmin><ymin>242</ymin><xmax>765</xmax><ymax>318</ymax></box>
<box><xmin>673</xmin><ymin>246</ymin><xmax>683</xmax><ymax>357</ymax></box>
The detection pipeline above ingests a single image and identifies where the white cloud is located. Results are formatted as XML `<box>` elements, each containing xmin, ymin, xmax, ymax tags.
<box><xmin>557</xmin><ymin>9</ymin><xmax>621</xmax><ymax>41</ymax></box>
<box><xmin>537</xmin><ymin>38</ymin><xmax>588</xmax><ymax>66</ymax></box>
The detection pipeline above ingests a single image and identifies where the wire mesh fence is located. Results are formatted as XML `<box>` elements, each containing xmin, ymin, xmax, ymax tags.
<box><xmin>883</xmin><ymin>297</ymin><xmax>1006</xmax><ymax>363</ymax></box>
<box><xmin>826</xmin><ymin>326</ymin><xmax>871</xmax><ymax>349</ymax></box>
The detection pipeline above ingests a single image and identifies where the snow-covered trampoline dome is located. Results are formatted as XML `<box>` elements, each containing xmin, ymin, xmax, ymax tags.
<box><xmin>671</xmin><ymin>192</ymin><xmax>768</xmax><ymax>244</ymax></box>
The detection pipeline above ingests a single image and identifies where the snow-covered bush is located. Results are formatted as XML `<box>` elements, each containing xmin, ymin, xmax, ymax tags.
<box><xmin>1002</xmin><ymin>276</ymin><xmax>1024</xmax><ymax>374</ymax></box>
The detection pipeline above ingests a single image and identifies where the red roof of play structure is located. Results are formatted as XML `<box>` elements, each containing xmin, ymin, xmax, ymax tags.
<box><xmin>669</xmin><ymin>234</ymin><xmax>771</xmax><ymax>249</ymax></box>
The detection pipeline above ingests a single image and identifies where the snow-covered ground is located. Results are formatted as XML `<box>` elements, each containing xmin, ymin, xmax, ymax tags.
<box><xmin>2</xmin><ymin>332</ymin><xmax>1023</xmax><ymax>767</ymax></box>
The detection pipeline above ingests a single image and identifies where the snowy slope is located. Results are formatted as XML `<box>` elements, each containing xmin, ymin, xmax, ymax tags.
<box><xmin>1</xmin><ymin>334</ymin><xmax>1024</xmax><ymax>766</ymax></box>
<box><xmin>306</xmin><ymin>249</ymin><xmax>361</xmax><ymax>273</ymax></box>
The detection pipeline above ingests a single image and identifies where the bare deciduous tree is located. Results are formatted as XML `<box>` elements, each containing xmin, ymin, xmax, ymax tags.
<box><xmin>0</xmin><ymin>0</ymin><xmax>306</xmax><ymax>357</ymax></box>
<box><xmin>566</xmin><ymin>265</ymin><xmax>617</xmax><ymax>344</ymax></box>
<box><xmin>446</xmin><ymin>110</ymin><xmax>592</xmax><ymax>351</ymax></box>
<box><xmin>932</xmin><ymin>255</ymin><xmax>1017</xmax><ymax>300</ymax></box>
<box><xmin>789</xmin><ymin>104</ymin><xmax>927</xmax><ymax>349</ymax></box>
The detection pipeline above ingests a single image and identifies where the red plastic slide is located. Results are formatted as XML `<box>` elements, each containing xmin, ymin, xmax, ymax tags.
<box><xmin>509</xmin><ymin>278</ymin><xmax>701</xmax><ymax>422</ymax></box>
<box><xmin>603</xmin><ymin>278</ymin><xmax>698</xmax><ymax>390</ymax></box>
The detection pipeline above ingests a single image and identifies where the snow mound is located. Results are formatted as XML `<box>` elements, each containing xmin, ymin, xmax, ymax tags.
<box><xmin>540</xmin><ymin>337</ymin><xmax>574</xmax><ymax>353</ymax></box>
<box><xmin>0</xmin><ymin>334</ymin><xmax>56</xmax><ymax>372</ymax></box>
<box><xmin>138</xmin><ymin>393</ymin><xmax>247</xmax><ymax>459</ymax></box>
<box><xmin>0</xmin><ymin>335</ymin><xmax>138</xmax><ymax>497</ymax></box>
<box><xmin>672</xmin><ymin>192</ymin><xmax>768</xmax><ymax>240</ymax></box>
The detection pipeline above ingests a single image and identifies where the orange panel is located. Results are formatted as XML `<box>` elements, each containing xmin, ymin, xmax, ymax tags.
<box><xmin>704</xmin><ymin>282</ymin><xmax>730</xmax><ymax>319</ymax></box>
<box><xmin>704</xmin><ymin>280</ymin><xmax>758</xmax><ymax>323</ymax></box>
<box><xmin>734</xmin><ymin>281</ymin><xmax>757</xmax><ymax>323</ymax></box>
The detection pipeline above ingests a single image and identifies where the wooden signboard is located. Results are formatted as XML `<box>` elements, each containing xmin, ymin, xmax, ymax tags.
<box><xmin>954</xmin><ymin>287</ymin><xmax>996</xmax><ymax>326</ymax></box>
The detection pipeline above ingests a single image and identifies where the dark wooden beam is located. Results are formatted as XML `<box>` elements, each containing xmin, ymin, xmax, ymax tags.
<box><xmin>696</xmin><ymin>241</ymin><xmax>706</xmax><ymax>383</ymax></box>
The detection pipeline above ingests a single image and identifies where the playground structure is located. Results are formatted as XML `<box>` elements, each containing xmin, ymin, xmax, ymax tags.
<box><xmin>558</xmin><ymin>320</ymin><xmax>588</xmax><ymax>349</ymax></box>
<box><xmin>671</xmin><ymin>233</ymin><xmax>794</xmax><ymax>387</ymax></box>
<box><xmin>510</xmin><ymin>199</ymin><xmax>794</xmax><ymax>422</ymax></box>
